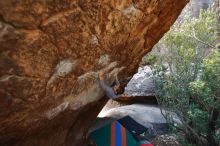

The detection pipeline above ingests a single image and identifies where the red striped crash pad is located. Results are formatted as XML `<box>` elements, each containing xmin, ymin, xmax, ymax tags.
<box><xmin>91</xmin><ymin>121</ymin><xmax>153</xmax><ymax>146</ymax></box>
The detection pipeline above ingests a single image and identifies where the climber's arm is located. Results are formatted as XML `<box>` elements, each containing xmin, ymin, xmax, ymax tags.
<box><xmin>99</xmin><ymin>71</ymin><xmax>130</xmax><ymax>99</ymax></box>
<box><xmin>99</xmin><ymin>71</ymin><xmax>112</xmax><ymax>92</ymax></box>
<box><xmin>99</xmin><ymin>79</ymin><xmax>120</xmax><ymax>99</ymax></box>
<box><xmin>113</xmin><ymin>93</ymin><xmax>130</xmax><ymax>99</ymax></box>
<box><xmin>99</xmin><ymin>71</ymin><xmax>118</xmax><ymax>99</ymax></box>
<box><xmin>99</xmin><ymin>79</ymin><xmax>113</xmax><ymax>94</ymax></box>
<box><xmin>99</xmin><ymin>83</ymin><xmax>130</xmax><ymax>99</ymax></box>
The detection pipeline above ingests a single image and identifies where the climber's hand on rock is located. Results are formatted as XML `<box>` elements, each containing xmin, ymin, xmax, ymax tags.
<box><xmin>122</xmin><ymin>93</ymin><xmax>130</xmax><ymax>97</ymax></box>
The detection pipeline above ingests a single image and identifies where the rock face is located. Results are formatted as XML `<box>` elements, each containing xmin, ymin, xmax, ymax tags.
<box><xmin>181</xmin><ymin>0</ymin><xmax>213</xmax><ymax>18</ymax></box>
<box><xmin>115</xmin><ymin>65</ymin><xmax>156</xmax><ymax>103</ymax></box>
<box><xmin>98</xmin><ymin>104</ymin><xmax>166</xmax><ymax>124</ymax></box>
<box><xmin>189</xmin><ymin>0</ymin><xmax>213</xmax><ymax>17</ymax></box>
<box><xmin>125</xmin><ymin>66</ymin><xmax>155</xmax><ymax>97</ymax></box>
<box><xmin>0</xmin><ymin>1</ymin><xmax>188</xmax><ymax>146</ymax></box>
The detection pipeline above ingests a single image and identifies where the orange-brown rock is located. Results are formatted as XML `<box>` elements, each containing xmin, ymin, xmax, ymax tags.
<box><xmin>0</xmin><ymin>1</ymin><xmax>188</xmax><ymax>146</ymax></box>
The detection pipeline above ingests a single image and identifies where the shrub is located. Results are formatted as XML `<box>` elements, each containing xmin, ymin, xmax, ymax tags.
<box><xmin>140</xmin><ymin>54</ymin><xmax>158</xmax><ymax>66</ymax></box>
<box><xmin>152</xmin><ymin>8</ymin><xmax>220</xmax><ymax>146</ymax></box>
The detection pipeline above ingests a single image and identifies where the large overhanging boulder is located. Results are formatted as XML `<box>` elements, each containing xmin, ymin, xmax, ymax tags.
<box><xmin>0</xmin><ymin>1</ymin><xmax>188</xmax><ymax>146</ymax></box>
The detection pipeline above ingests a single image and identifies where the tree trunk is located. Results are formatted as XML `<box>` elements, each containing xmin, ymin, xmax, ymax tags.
<box><xmin>207</xmin><ymin>108</ymin><xmax>219</xmax><ymax>146</ymax></box>
<box><xmin>214</xmin><ymin>0</ymin><xmax>220</xmax><ymax>40</ymax></box>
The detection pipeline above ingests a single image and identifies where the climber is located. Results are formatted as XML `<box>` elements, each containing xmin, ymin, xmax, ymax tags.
<box><xmin>99</xmin><ymin>70</ymin><xmax>129</xmax><ymax>99</ymax></box>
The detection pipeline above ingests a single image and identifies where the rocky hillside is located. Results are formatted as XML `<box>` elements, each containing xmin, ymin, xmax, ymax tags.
<box><xmin>0</xmin><ymin>1</ymin><xmax>188</xmax><ymax>146</ymax></box>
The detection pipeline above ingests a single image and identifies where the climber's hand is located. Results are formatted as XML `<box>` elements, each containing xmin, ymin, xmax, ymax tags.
<box><xmin>122</xmin><ymin>93</ymin><xmax>130</xmax><ymax>97</ymax></box>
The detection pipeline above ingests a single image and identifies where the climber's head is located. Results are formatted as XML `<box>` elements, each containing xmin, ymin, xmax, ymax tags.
<box><xmin>111</xmin><ymin>80</ymin><xmax>125</xmax><ymax>95</ymax></box>
<box><xmin>112</xmin><ymin>84</ymin><xmax>121</xmax><ymax>94</ymax></box>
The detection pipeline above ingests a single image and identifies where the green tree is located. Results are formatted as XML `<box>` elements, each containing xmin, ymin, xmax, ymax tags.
<box><xmin>152</xmin><ymin>8</ymin><xmax>220</xmax><ymax>146</ymax></box>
